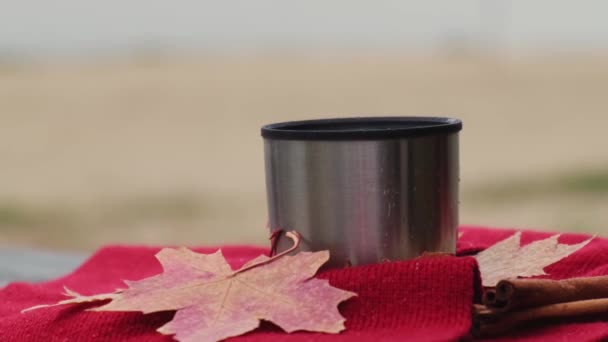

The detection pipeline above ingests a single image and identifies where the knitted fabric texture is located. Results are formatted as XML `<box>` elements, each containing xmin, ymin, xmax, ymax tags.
<box><xmin>1</xmin><ymin>226</ymin><xmax>607</xmax><ymax>341</ymax></box>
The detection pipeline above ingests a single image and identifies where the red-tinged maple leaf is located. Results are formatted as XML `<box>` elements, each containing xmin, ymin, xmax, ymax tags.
<box><xmin>475</xmin><ymin>232</ymin><xmax>593</xmax><ymax>287</ymax></box>
<box><xmin>24</xmin><ymin>232</ymin><xmax>356</xmax><ymax>342</ymax></box>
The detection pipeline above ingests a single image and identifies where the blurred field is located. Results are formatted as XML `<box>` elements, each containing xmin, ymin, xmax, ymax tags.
<box><xmin>1</xmin><ymin>54</ymin><xmax>607</xmax><ymax>250</ymax></box>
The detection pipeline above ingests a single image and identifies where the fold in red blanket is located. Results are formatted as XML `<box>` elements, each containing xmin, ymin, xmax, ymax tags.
<box><xmin>1</xmin><ymin>226</ymin><xmax>607</xmax><ymax>341</ymax></box>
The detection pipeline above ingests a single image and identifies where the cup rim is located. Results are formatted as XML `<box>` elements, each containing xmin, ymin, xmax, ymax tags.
<box><xmin>261</xmin><ymin>116</ymin><xmax>462</xmax><ymax>140</ymax></box>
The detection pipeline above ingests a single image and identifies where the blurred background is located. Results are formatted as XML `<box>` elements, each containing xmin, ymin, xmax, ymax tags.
<box><xmin>1</xmin><ymin>0</ymin><xmax>607</xmax><ymax>253</ymax></box>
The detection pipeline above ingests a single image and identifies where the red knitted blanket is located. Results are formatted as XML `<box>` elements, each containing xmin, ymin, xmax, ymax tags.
<box><xmin>1</xmin><ymin>226</ymin><xmax>607</xmax><ymax>341</ymax></box>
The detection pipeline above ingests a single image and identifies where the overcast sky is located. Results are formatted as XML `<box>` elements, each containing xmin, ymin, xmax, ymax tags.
<box><xmin>2</xmin><ymin>0</ymin><xmax>608</xmax><ymax>56</ymax></box>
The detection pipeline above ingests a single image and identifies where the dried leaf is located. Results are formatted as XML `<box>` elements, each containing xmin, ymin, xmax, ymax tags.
<box><xmin>25</xmin><ymin>232</ymin><xmax>355</xmax><ymax>342</ymax></box>
<box><xmin>21</xmin><ymin>287</ymin><xmax>118</xmax><ymax>313</ymax></box>
<box><xmin>475</xmin><ymin>232</ymin><xmax>593</xmax><ymax>287</ymax></box>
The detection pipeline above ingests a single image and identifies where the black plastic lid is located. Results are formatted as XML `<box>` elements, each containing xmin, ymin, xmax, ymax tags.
<box><xmin>261</xmin><ymin>116</ymin><xmax>462</xmax><ymax>140</ymax></box>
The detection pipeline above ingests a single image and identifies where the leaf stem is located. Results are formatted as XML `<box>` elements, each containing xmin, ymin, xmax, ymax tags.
<box><xmin>268</xmin><ymin>229</ymin><xmax>284</xmax><ymax>257</ymax></box>
<box><xmin>232</xmin><ymin>231</ymin><xmax>301</xmax><ymax>276</ymax></box>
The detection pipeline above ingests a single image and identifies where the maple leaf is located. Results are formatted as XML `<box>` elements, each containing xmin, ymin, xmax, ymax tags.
<box><xmin>24</xmin><ymin>232</ymin><xmax>356</xmax><ymax>342</ymax></box>
<box><xmin>22</xmin><ymin>287</ymin><xmax>119</xmax><ymax>312</ymax></box>
<box><xmin>475</xmin><ymin>232</ymin><xmax>593</xmax><ymax>287</ymax></box>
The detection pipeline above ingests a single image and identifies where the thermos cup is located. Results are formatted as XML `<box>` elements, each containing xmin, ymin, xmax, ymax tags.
<box><xmin>262</xmin><ymin>117</ymin><xmax>462</xmax><ymax>267</ymax></box>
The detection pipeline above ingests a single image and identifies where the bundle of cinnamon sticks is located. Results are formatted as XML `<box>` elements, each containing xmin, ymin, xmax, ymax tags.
<box><xmin>473</xmin><ymin>276</ymin><xmax>608</xmax><ymax>337</ymax></box>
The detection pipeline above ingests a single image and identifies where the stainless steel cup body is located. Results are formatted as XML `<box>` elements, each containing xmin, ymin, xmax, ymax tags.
<box><xmin>262</xmin><ymin>117</ymin><xmax>461</xmax><ymax>268</ymax></box>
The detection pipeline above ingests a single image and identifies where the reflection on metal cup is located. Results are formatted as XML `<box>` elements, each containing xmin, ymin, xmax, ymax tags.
<box><xmin>262</xmin><ymin>117</ymin><xmax>462</xmax><ymax>268</ymax></box>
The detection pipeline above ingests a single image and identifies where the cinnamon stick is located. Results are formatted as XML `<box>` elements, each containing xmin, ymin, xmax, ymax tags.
<box><xmin>472</xmin><ymin>304</ymin><xmax>495</xmax><ymax>318</ymax></box>
<box><xmin>484</xmin><ymin>276</ymin><xmax>608</xmax><ymax>311</ymax></box>
<box><xmin>482</xmin><ymin>288</ymin><xmax>510</xmax><ymax>309</ymax></box>
<box><xmin>473</xmin><ymin>298</ymin><xmax>608</xmax><ymax>337</ymax></box>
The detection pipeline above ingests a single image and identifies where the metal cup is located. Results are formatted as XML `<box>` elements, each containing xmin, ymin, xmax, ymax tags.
<box><xmin>262</xmin><ymin>117</ymin><xmax>462</xmax><ymax>267</ymax></box>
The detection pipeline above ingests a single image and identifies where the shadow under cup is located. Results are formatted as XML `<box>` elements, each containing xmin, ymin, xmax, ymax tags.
<box><xmin>262</xmin><ymin>117</ymin><xmax>462</xmax><ymax>268</ymax></box>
